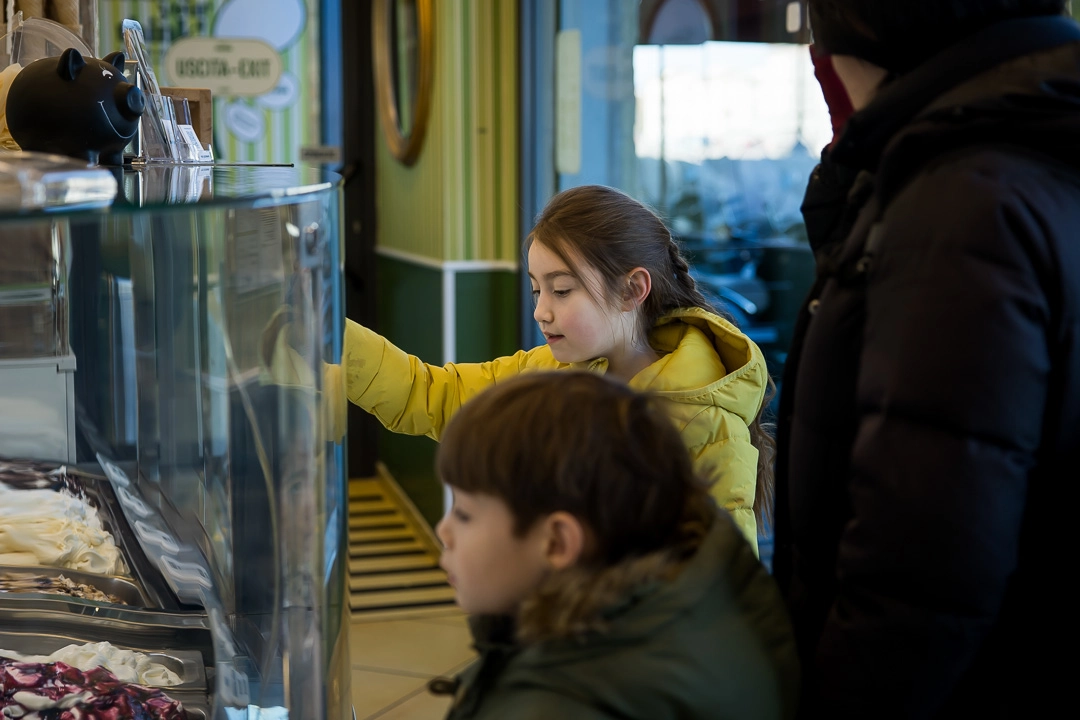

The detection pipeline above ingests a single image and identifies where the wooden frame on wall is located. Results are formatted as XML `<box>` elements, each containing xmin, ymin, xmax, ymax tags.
<box><xmin>372</xmin><ymin>0</ymin><xmax>434</xmax><ymax>166</ymax></box>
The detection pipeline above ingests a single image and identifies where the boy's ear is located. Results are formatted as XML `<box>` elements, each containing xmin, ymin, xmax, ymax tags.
<box><xmin>541</xmin><ymin>511</ymin><xmax>586</xmax><ymax>570</ymax></box>
<box><xmin>621</xmin><ymin>267</ymin><xmax>652</xmax><ymax>311</ymax></box>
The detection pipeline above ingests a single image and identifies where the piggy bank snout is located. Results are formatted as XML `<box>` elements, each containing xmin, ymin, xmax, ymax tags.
<box><xmin>116</xmin><ymin>83</ymin><xmax>145</xmax><ymax>120</ymax></box>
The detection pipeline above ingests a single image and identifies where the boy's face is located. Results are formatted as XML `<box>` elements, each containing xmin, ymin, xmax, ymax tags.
<box><xmin>436</xmin><ymin>488</ymin><xmax>550</xmax><ymax>616</ymax></box>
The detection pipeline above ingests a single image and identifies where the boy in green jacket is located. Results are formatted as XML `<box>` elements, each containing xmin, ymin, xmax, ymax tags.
<box><xmin>428</xmin><ymin>371</ymin><xmax>798</xmax><ymax>719</ymax></box>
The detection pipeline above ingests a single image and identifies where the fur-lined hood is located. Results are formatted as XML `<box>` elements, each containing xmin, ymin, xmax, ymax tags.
<box><xmin>460</xmin><ymin>526</ymin><xmax>705</xmax><ymax>655</ymax></box>
<box><xmin>511</xmin><ymin>514</ymin><xmax>709</xmax><ymax>645</ymax></box>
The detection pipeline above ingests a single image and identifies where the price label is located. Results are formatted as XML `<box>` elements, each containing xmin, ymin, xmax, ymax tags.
<box><xmin>161</xmin><ymin>555</ymin><xmax>213</xmax><ymax>589</ymax></box>
<box><xmin>178</xmin><ymin>124</ymin><xmax>202</xmax><ymax>146</ymax></box>
<box><xmin>98</xmin><ymin>457</ymin><xmax>131</xmax><ymax>487</ymax></box>
<box><xmin>134</xmin><ymin>520</ymin><xmax>181</xmax><ymax>554</ymax></box>
<box><xmin>116</xmin><ymin>486</ymin><xmax>151</xmax><ymax>518</ymax></box>
<box><xmin>164</xmin><ymin>37</ymin><xmax>282</xmax><ymax>97</ymax></box>
<box><xmin>300</xmin><ymin>145</ymin><xmax>342</xmax><ymax>164</ymax></box>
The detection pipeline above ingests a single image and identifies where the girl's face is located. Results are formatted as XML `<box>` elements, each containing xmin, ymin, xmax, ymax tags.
<box><xmin>528</xmin><ymin>241</ymin><xmax>636</xmax><ymax>368</ymax></box>
<box><xmin>436</xmin><ymin>488</ymin><xmax>549</xmax><ymax>616</ymax></box>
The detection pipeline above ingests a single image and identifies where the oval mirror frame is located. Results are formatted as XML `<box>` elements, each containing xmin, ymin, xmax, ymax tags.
<box><xmin>373</xmin><ymin>0</ymin><xmax>434</xmax><ymax>166</ymax></box>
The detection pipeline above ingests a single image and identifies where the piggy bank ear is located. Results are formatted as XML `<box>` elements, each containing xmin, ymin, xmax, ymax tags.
<box><xmin>58</xmin><ymin>48</ymin><xmax>87</xmax><ymax>81</ymax></box>
<box><xmin>103</xmin><ymin>51</ymin><xmax>127</xmax><ymax>72</ymax></box>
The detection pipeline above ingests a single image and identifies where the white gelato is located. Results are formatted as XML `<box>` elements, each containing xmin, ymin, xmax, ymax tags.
<box><xmin>0</xmin><ymin>641</ymin><xmax>182</xmax><ymax>687</ymax></box>
<box><xmin>0</xmin><ymin>484</ymin><xmax>126</xmax><ymax>575</ymax></box>
<box><xmin>0</xmin><ymin>62</ymin><xmax>23</xmax><ymax>151</ymax></box>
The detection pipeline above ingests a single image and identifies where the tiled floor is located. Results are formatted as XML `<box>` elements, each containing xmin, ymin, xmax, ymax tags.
<box><xmin>349</xmin><ymin>606</ymin><xmax>476</xmax><ymax>720</ymax></box>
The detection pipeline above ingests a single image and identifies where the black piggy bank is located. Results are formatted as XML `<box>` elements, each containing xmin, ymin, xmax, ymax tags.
<box><xmin>5</xmin><ymin>48</ymin><xmax>145</xmax><ymax>166</ymax></box>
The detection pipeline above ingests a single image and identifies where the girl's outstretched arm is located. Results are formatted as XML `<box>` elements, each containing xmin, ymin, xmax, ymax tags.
<box><xmin>343</xmin><ymin>319</ymin><xmax>544</xmax><ymax>440</ymax></box>
<box><xmin>260</xmin><ymin>314</ymin><xmax>539</xmax><ymax>443</ymax></box>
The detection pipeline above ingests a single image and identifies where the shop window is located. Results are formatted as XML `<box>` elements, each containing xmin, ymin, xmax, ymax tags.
<box><xmin>545</xmin><ymin>0</ymin><xmax>829</xmax><ymax>387</ymax></box>
<box><xmin>522</xmin><ymin>0</ymin><xmax>828</xmax><ymax>562</ymax></box>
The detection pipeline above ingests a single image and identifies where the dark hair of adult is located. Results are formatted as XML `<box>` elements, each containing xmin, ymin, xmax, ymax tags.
<box><xmin>525</xmin><ymin>184</ymin><xmax>776</xmax><ymax>530</ymax></box>
<box><xmin>436</xmin><ymin>372</ymin><xmax>715</xmax><ymax>567</ymax></box>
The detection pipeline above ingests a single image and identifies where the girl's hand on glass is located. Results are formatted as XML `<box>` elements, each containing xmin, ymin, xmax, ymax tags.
<box><xmin>259</xmin><ymin>305</ymin><xmax>315</xmax><ymax>389</ymax></box>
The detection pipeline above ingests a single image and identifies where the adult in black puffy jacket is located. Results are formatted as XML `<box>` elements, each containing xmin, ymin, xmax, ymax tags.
<box><xmin>771</xmin><ymin>1</ymin><xmax>1080</xmax><ymax>717</ymax></box>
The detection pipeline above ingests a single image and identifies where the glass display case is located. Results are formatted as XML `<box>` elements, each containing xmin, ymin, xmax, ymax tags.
<box><xmin>0</xmin><ymin>161</ymin><xmax>350</xmax><ymax>720</ymax></box>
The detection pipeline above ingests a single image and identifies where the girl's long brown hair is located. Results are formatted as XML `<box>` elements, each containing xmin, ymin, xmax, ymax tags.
<box><xmin>527</xmin><ymin>184</ymin><xmax>776</xmax><ymax>531</ymax></box>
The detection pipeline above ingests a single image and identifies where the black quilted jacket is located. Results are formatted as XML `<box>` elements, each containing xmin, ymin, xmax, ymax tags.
<box><xmin>772</xmin><ymin>14</ymin><xmax>1080</xmax><ymax>719</ymax></box>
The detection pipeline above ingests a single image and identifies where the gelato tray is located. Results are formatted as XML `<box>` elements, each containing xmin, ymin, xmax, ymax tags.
<box><xmin>0</xmin><ymin>633</ymin><xmax>210</xmax><ymax>720</ymax></box>
<box><xmin>0</xmin><ymin>632</ymin><xmax>206</xmax><ymax>690</ymax></box>
<box><xmin>0</xmin><ymin>661</ymin><xmax>191</xmax><ymax>719</ymax></box>
<box><xmin>0</xmin><ymin>457</ymin><xmax>184</xmax><ymax>610</ymax></box>
<box><xmin>0</xmin><ymin>565</ymin><xmax>147</xmax><ymax>606</ymax></box>
<box><xmin>0</xmin><ymin>459</ymin><xmax>129</xmax><ymax>576</ymax></box>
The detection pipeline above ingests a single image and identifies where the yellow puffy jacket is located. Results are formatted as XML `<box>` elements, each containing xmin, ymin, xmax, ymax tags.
<box><xmin>343</xmin><ymin>307</ymin><xmax>768</xmax><ymax>554</ymax></box>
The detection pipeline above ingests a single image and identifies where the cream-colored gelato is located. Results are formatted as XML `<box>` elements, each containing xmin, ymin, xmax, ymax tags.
<box><xmin>0</xmin><ymin>63</ymin><xmax>23</xmax><ymax>151</ymax></box>
<box><xmin>0</xmin><ymin>641</ymin><xmax>182</xmax><ymax>686</ymax></box>
<box><xmin>0</xmin><ymin>484</ymin><xmax>126</xmax><ymax>575</ymax></box>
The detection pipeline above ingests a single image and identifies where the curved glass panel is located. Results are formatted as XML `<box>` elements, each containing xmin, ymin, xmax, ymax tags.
<box><xmin>0</xmin><ymin>163</ymin><xmax>350</xmax><ymax>720</ymax></box>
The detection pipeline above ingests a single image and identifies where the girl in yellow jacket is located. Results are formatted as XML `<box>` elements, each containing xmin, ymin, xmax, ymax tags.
<box><xmin>341</xmin><ymin>185</ymin><xmax>773</xmax><ymax>552</ymax></box>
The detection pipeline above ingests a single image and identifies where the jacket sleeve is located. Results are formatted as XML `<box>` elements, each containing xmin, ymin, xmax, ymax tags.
<box><xmin>814</xmin><ymin>164</ymin><xmax>1052</xmax><ymax>715</ymax></box>
<box><xmin>342</xmin><ymin>319</ymin><xmax>535</xmax><ymax>441</ymax></box>
<box><xmin>687</xmin><ymin>428</ymin><xmax>760</xmax><ymax>557</ymax></box>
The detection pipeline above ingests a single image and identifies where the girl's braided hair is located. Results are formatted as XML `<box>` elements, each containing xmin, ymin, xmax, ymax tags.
<box><xmin>526</xmin><ymin>184</ymin><xmax>776</xmax><ymax>530</ymax></box>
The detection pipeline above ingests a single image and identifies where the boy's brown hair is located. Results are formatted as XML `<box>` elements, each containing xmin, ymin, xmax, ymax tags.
<box><xmin>436</xmin><ymin>371</ymin><xmax>713</xmax><ymax>566</ymax></box>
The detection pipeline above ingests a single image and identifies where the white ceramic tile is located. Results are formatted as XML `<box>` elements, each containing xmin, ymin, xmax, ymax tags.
<box><xmin>351</xmin><ymin>668</ymin><xmax>429</xmax><ymax>720</ymax></box>
<box><xmin>349</xmin><ymin>619</ymin><xmax>476</xmax><ymax>676</ymax></box>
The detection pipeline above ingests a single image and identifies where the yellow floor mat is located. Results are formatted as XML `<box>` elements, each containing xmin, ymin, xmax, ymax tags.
<box><xmin>348</xmin><ymin>471</ymin><xmax>455</xmax><ymax>616</ymax></box>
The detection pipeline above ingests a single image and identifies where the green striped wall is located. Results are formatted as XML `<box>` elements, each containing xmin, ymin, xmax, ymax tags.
<box><xmin>372</xmin><ymin>0</ymin><xmax>522</xmax><ymax>519</ymax></box>
<box><xmin>376</xmin><ymin>0</ymin><xmax>518</xmax><ymax>263</ymax></box>
<box><xmin>99</xmin><ymin>0</ymin><xmax>319</xmax><ymax>164</ymax></box>
<box><xmin>374</xmin><ymin>253</ymin><xmax>443</xmax><ymax>525</ymax></box>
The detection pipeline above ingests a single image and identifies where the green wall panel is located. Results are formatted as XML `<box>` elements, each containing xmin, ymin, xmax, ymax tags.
<box><xmin>372</xmin><ymin>257</ymin><xmax>521</xmax><ymax>526</ymax></box>
<box><xmin>455</xmin><ymin>270</ymin><xmax>520</xmax><ymax>361</ymax></box>
<box><xmin>375</xmin><ymin>255</ymin><xmax>442</xmax><ymax>358</ymax></box>
<box><xmin>375</xmin><ymin>255</ymin><xmax>443</xmax><ymax>526</ymax></box>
